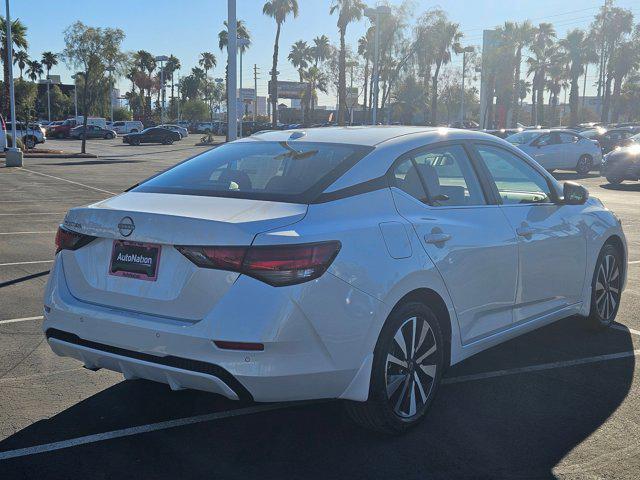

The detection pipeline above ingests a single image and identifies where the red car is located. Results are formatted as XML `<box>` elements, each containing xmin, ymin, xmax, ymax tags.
<box><xmin>48</xmin><ymin>118</ymin><xmax>78</xmax><ymax>138</ymax></box>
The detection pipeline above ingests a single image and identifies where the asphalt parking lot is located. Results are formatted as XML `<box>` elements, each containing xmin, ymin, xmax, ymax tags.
<box><xmin>0</xmin><ymin>136</ymin><xmax>639</xmax><ymax>479</ymax></box>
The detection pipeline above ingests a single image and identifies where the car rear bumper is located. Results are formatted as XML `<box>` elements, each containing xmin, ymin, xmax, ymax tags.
<box><xmin>42</xmin><ymin>257</ymin><xmax>379</xmax><ymax>403</ymax></box>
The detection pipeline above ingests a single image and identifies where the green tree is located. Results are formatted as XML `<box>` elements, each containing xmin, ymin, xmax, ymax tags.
<box><xmin>312</xmin><ymin>35</ymin><xmax>331</xmax><ymax>67</ymax></box>
<box><xmin>330</xmin><ymin>0</ymin><xmax>364</xmax><ymax>125</ymax></box>
<box><xmin>527</xmin><ymin>22</ymin><xmax>556</xmax><ymax>125</ymax></box>
<box><xmin>288</xmin><ymin>40</ymin><xmax>313</xmax><ymax>82</ymax></box>
<box><xmin>41</xmin><ymin>51</ymin><xmax>58</xmax><ymax>78</ymax></box>
<box><xmin>62</xmin><ymin>21</ymin><xmax>125</xmax><ymax>153</ymax></box>
<box><xmin>133</xmin><ymin>50</ymin><xmax>155</xmax><ymax>119</ymax></box>
<box><xmin>13</xmin><ymin>78</ymin><xmax>37</xmax><ymax>121</ymax></box>
<box><xmin>181</xmin><ymin>99</ymin><xmax>209</xmax><ymax>122</ymax></box>
<box><xmin>559</xmin><ymin>29</ymin><xmax>594</xmax><ymax>126</ymax></box>
<box><xmin>26</xmin><ymin>60</ymin><xmax>43</xmax><ymax>82</ymax></box>
<box><xmin>430</xmin><ymin>16</ymin><xmax>462</xmax><ymax>124</ymax></box>
<box><xmin>0</xmin><ymin>16</ymin><xmax>28</xmax><ymax>117</ymax></box>
<box><xmin>113</xmin><ymin>106</ymin><xmax>132</xmax><ymax>121</ymax></box>
<box><xmin>263</xmin><ymin>0</ymin><xmax>299</xmax><ymax>126</ymax></box>
<box><xmin>13</xmin><ymin>50</ymin><xmax>28</xmax><ymax>79</ymax></box>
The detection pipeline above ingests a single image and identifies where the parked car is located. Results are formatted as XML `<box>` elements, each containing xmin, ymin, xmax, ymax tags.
<box><xmin>582</xmin><ymin>127</ymin><xmax>640</xmax><ymax>154</ymax></box>
<box><xmin>0</xmin><ymin>113</ymin><xmax>6</xmax><ymax>149</ymax></box>
<box><xmin>158</xmin><ymin>124</ymin><xmax>188</xmax><ymax>138</ymax></box>
<box><xmin>49</xmin><ymin>117</ymin><xmax>106</xmax><ymax>138</ymax></box>
<box><xmin>484</xmin><ymin>128</ymin><xmax>523</xmax><ymax>139</ymax></box>
<box><xmin>45</xmin><ymin>127</ymin><xmax>626</xmax><ymax>434</ymax></box>
<box><xmin>6</xmin><ymin>121</ymin><xmax>46</xmax><ymax>149</ymax></box>
<box><xmin>111</xmin><ymin>120</ymin><xmax>143</xmax><ymax>135</ymax></box>
<box><xmin>122</xmin><ymin>127</ymin><xmax>181</xmax><ymax>145</ymax></box>
<box><xmin>506</xmin><ymin>129</ymin><xmax>602</xmax><ymax>174</ymax></box>
<box><xmin>601</xmin><ymin>137</ymin><xmax>640</xmax><ymax>184</ymax></box>
<box><xmin>69</xmin><ymin>125</ymin><xmax>117</xmax><ymax>140</ymax></box>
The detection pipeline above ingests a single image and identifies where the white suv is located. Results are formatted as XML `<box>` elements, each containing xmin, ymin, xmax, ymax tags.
<box><xmin>111</xmin><ymin>121</ymin><xmax>143</xmax><ymax>135</ymax></box>
<box><xmin>6</xmin><ymin>122</ymin><xmax>46</xmax><ymax>149</ymax></box>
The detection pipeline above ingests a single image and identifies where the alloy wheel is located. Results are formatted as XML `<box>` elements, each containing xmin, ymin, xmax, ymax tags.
<box><xmin>595</xmin><ymin>253</ymin><xmax>620</xmax><ymax>322</ymax></box>
<box><xmin>385</xmin><ymin>316</ymin><xmax>438</xmax><ymax>418</ymax></box>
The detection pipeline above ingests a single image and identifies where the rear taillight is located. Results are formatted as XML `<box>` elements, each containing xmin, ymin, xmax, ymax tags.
<box><xmin>176</xmin><ymin>241</ymin><xmax>341</xmax><ymax>286</ymax></box>
<box><xmin>55</xmin><ymin>226</ymin><xmax>96</xmax><ymax>253</ymax></box>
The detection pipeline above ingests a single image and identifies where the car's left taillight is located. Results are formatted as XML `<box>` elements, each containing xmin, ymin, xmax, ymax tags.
<box><xmin>55</xmin><ymin>226</ymin><xmax>96</xmax><ymax>254</ymax></box>
<box><xmin>176</xmin><ymin>241</ymin><xmax>341</xmax><ymax>287</ymax></box>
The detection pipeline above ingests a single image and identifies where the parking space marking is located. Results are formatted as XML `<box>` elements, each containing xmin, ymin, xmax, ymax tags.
<box><xmin>0</xmin><ymin>212</ymin><xmax>65</xmax><ymax>216</ymax></box>
<box><xmin>0</xmin><ymin>403</ymin><xmax>297</xmax><ymax>461</ymax></box>
<box><xmin>628</xmin><ymin>260</ymin><xmax>640</xmax><ymax>265</ymax></box>
<box><xmin>0</xmin><ymin>316</ymin><xmax>43</xmax><ymax>326</ymax></box>
<box><xmin>0</xmin><ymin>231</ymin><xmax>56</xmax><ymax>235</ymax></box>
<box><xmin>0</xmin><ymin>260</ymin><xmax>53</xmax><ymax>267</ymax></box>
<box><xmin>442</xmin><ymin>349</ymin><xmax>640</xmax><ymax>385</ymax></box>
<box><xmin>611</xmin><ymin>323</ymin><xmax>640</xmax><ymax>337</ymax></box>
<box><xmin>19</xmin><ymin>168</ymin><xmax>117</xmax><ymax>195</ymax></box>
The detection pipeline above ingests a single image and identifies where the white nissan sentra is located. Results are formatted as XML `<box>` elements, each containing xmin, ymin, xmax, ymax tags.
<box><xmin>44</xmin><ymin>127</ymin><xmax>626</xmax><ymax>433</ymax></box>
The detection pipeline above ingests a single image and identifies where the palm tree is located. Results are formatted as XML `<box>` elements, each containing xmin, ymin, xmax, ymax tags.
<box><xmin>219</xmin><ymin>20</ymin><xmax>251</xmax><ymax>129</ymax></box>
<box><xmin>312</xmin><ymin>34</ymin><xmax>331</xmax><ymax>67</ymax></box>
<box><xmin>288</xmin><ymin>40</ymin><xmax>312</xmax><ymax>82</ymax></box>
<box><xmin>430</xmin><ymin>18</ymin><xmax>462</xmax><ymax>125</ymax></box>
<box><xmin>13</xmin><ymin>50</ymin><xmax>28</xmax><ymax>79</ymax></box>
<box><xmin>358</xmin><ymin>35</ymin><xmax>370</xmax><ymax>112</ymax></box>
<box><xmin>330</xmin><ymin>0</ymin><xmax>365</xmax><ymax>125</ymax></box>
<box><xmin>527</xmin><ymin>23</ymin><xmax>556</xmax><ymax>125</ymax></box>
<box><xmin>560</xmin><ymin>29</ymin><xmax>591</xmax><ymax>126</ymax></box>
<box><xmin>263</xmin><ymin>0</ymin><xmax>299</xmax><ymax>126</ymax></box>
<box><xmin>304</xmin><ymin>65</ymin><xmax>327</xmax><ymax>112</ymax></box>
<box><xmin>517</xmin><ymin>79</ymin><xmax>531</xmax><ymax>108</ymax></box>
<box><xmin>41</xmin><ymin>51</ymin><xmax>58</xmax><ymax>79</ymax></box>
<box><xmin>165</xmin><ymin>55</ymin><xmax>181</xmax><ymax>109</ymax></box>
<box><xmin>509</xmin><ymin>21</ymin><xmax>535</xmax><ymax>126</ymax></box>
<box><xmin>0</xmin><ymin>16</ymin><xmax>28</xmax><ymax>117</ymax></box>
<box><xmin>26</xmin><ymin>59</ymin><xmax>43</xmax><ymax>82</ymax></box>
<box><xmin>134</xmin><ymin>50</ymin><xmax>156</xmax><ymax>118</ymax></box>
<box><xmin>610</xmin><ymin>37</ymin><xmax>640</xmax><ymax>123</ymax></box>
<box><xmin>199</xmin><ymin>52</ymin><xmax>217</xmax><ymax>78</ymax></box>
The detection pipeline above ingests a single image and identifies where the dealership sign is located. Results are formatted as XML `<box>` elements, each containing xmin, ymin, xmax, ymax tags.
<box><xmin>268</xmin><ymin>80</ymin><xmax>309</xmax><ymax>99</ymax></box>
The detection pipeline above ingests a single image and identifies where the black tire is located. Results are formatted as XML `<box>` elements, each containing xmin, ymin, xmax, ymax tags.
<box><xmin>587</xmin><ymin>243</ymin><xmax>623</xmax><ymax>330</ymax></box>
<box><xmin>162</xmin><ymin>138</ymin><xmax>173</xmax><ymax>145</ymax></box>
<box><xmin>131</xmin><ymin>138</ymin><xmax>140</xmax><ymax>146</ymax></box>
<box><xmin>576</xmin><ymin>155</ymin><xmax>593</xmax><ymax>176</ymax></box>
<box><xmin>105</xmin><ymin>133</ymin><xmax>114</xmax><ymax>139</ymax></box>
<box><xmin>606</xmin><ymin>176</ymin><xmax>623</xmax><ymax>185</ymax></box>
<box><xmin>24</xmin><ymin>136</ymin><xmax>36</xmax><ymax>149</ymax></box>
<box><xmin>344</xmin><ymin>301</ymin><xmax>445</xmax><ymax>434</ymax></box>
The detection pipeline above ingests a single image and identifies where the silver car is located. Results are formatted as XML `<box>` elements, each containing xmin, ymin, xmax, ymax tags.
<box><xmin>159</xmin><ymin>124</ymin><xmax>188</xmax><ymax>138</ymax></box>
<box><xmin>506</xmin><ymin>129</ymin><xmax>602</xmax><ymax>175</ymax></box>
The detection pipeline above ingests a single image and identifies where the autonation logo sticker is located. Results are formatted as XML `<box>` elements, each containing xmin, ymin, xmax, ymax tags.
<box><xmin>117</xmin><ymin>252</ymin><xmax>152</xmax><ymax>265</ymax></box>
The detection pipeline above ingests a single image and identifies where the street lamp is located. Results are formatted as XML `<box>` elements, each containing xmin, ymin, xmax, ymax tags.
<box><xmin>364</xmin><ymin>4</ymin><xmax>391</xmax><ymax>126</ymax></box>
<box><xmin>4</xmin><ymin>0</ymin><xmax>21</xmax><ymax>166</ymax></box>
<box><xmin>454</xmin><ymin>44</ymin><xmax>474</xmax><ymax>126</ymax></box>
<box><xmin>236</xmin><ymin>37</ymin><xmax>250</xmax><ymax>138</ymax></box>
<box><xmin>105</xmin><ymin>65</ymin><xmax>116</xmax><ymax>123</ymax></box>
<box><xmin>155</xmin><ymin>55</ymin><xmax>169</xmax><ymax>124</ymax></box>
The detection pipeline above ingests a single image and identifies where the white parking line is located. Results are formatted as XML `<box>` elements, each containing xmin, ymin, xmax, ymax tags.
<box><xmin>0</xmin><ymin>403</ymin><xmax>296</xmax><ymax>461</ymax></box>
<box><xmin>19</xmin><ymin>168</ymin><xmax>117</xmax><ymax>195</ymax></box>
<box><xmin>0</xmin><ymin>260</ymin><xmax>53</xmax><ymax>267</ymax></box>
<box><xmin>0</xmin><ymin>231</ymin><xmax>56</xmax><ymax>235</ymax></box>
<box><xmin>611</xmin><ymin>323</ymin><xmax>640</xmax><ymax>337</ymax></box>
<box><xmin>0</xmin><ymin>212</ymin><xmax>65</xmax><ymax>216</ymax></box>
<box><xmin>0</xmin><ymin>316</ymin><xmax>43</xmax><ymax>326</ymax></box>
<box><xmin>443</xmin><ymin>349</ymin><xmax>640</xmax><ymax>385</ymax></box>
<box><xmin>629</xmin><ymin>260</ymin><xmax>640</xmax><ymax>265</ymax></box>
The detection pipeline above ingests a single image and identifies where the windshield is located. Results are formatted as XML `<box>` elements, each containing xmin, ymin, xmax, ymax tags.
<box><xmin>581</xmin><ymin>130</ymin><xmax>599</xmax><ymax>138</ymax></box>
<box><xmin>133</xmin><ymin>141</ymin><xmax>373</xmax><ymax>203</ymax></box>
<box><xmin>506</xmin><ymin>131</ymin><xmax>543</xmax><ymax>145</ymax></box>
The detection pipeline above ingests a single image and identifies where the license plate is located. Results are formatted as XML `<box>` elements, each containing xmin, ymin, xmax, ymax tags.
<box><xmin>109</xmin><ymin>240</ymin><xmax>161</xmax><ymax>281</ymax></box>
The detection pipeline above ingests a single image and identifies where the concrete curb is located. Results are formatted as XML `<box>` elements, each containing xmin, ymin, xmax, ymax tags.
<box><xmin>0</xmin><ymin>152</ymin><xmax>98</xmax><ymax>159</ymax></box>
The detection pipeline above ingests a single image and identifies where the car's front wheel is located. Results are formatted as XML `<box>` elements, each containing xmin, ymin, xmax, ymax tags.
<box><xmin>606</xmin><ymin>176</ymin><xmax>623</xmax><ymax>185</ymax></box>
<box><xmin>105</xmin><ymin>133</ymin><xmax>114</xmax><ymax>139</ymax></box>
<box><xmin>588</xmin><ymin>242</ymin><xmax>623</xmax><ymax>330</ymax></box>
<box><xmin>576</xmin><ymin>155</ymin><xmax>593</xmax><ymax>176</ymax></box>
<box><xmin>345</xmin><ymin>301</ymin><xmax>444</xmax><ymax>434</ymax></box>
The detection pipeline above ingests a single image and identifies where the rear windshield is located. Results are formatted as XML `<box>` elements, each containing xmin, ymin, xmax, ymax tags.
<box><xmin>506</xmin><ymin>131</ymin><xmax>543</xmax><ymax>145</ymax></box>
<box><xmin>133</xmin><ymin>141</ymin><xmax>373</xmax><ymax>203</ymax></box>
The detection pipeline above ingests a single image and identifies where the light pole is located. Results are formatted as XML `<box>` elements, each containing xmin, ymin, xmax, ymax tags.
<box><xmin>227</xmin><ymin>0</ymin><xmax>238</xmax><ymax>141</ymax></box>
<box><xmin>236</xmin><ymin>37</ymin><xmax>250</xmax><ymax>138</ymax></box>
<box><xmin>454</xmin><ymin>45</ymin><xmax>474</xmax><ymax>126</ymax></box>
<box><xmin>155</xmin><ymin>55</ymin><xmax>169</xmax><ymax>124</ymax></box>
<box><xmin>4</xmin><ymin>0</ymin><xmax>21</xmax><ymax>166</ymax></box>
<box><xmin>105</xmin><ymin>65</ymin><xmax>115</xmax><ymax>123</ymax></box>
<box><xmin>364</xmin><ymin>5</ymin><xmax>391</xmax><ymax>126</ymax></box>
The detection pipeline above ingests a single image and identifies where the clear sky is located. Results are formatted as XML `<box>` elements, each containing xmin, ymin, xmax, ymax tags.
<box><xmin>8</xmin><ymin>0</ymin><xmax>639</xmax><ymax>106</ymax></box>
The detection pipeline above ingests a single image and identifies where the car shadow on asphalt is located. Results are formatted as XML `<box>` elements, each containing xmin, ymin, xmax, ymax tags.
<box><xmin>600</xmin><ymin>183</ymin><xmax>640</xmax><ymax>191</ymax></box>
<box><xmin>46</xmin><ymin>160</ymin><xmax>145</xmax><ymax>166</ymax></box>
<box><xmin>0</xmin><ymin>316</ymin><xmax>634</xmax><ymax>479</ymax></box>
<box><xmin>552</xmin><ymin>172</ymin><xmax>601</xmax><ymax>181</ymax></box>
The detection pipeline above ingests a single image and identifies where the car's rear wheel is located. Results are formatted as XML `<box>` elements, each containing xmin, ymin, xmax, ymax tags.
<box><xmin>345</xmin><ymin>301</ymin><xmax>444</xmax><ymax>434</ymax></box>
<box><xmin>576</xmin><ymin>155</ymin><xmax>593</xmax><ymax>176</ymax></box>
<box><xmin>162</xmin><ymin>138</ymin><xmax>173</xmax><ymax>145</ymax></box>
<box><xmin>606</xmin><ymin>176</ymin><xmax>623</xmax><ymax>185</ymax></box>
<box><xmin>24</xmin><ymin>136</ymin><xmax>36</xmax><ymax>149</ymax></box>
<box><xmin>131</xmin><ymin>138</ymin><xmax>140</xmax><ymax>146</ymax></box>
<box><xmin>587</xmin><ymin>243</ymin><xmax>623</xmax><ymax>330</ymax></box>
<box><xmin>105</xmin><ymin>133</ymin><xmax>114</xmax><ymax>139</ymax></box>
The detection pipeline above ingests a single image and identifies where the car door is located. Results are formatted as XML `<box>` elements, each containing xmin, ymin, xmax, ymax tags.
<box><xmin>472</xmin><ymin>143</ymin><xmax>587</xmax><ymax>323</ymax></box>
<box><xmin>559</xmin><ymin>132</ymin><xmax>582</xmax><ymax>168</ymax></box>
<box><xmin>142</xmin><ymin>128</ymin><xmax>157</xmax><ymax>143</ymax></box>
<box><xmin>390</xmin><ymin>142</ymin><xmax>519</xmax><ymax>344</ymax></box>
<box><xmin>529</xmin><ymin>132</ymin><xmax>564</xmax><ymax>169</ymax></box>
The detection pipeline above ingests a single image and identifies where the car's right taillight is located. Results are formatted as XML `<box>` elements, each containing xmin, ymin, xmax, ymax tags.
<box><xmin>55</xmin><ymin>226</ymin><xmax>96</xmax><ymax>254</ymax></box>
<box><xmin>176</xmin><ymin>241</ymin><xmax>341</xmax><ymax>286</ymax></box>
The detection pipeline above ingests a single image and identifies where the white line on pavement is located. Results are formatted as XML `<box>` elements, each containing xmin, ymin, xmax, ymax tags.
<box><xmin>0</xmin><ymin>316</ymin><xmax>43</xmax><ymax>326</ymax></box>
<box><xmin>0</xmin><ymin>212</ymin><xmax>65</xmax><ymax>216</ymax></box>
<box><xmin>611</xmin><ymin>323</ymin><xmax>640</xmax><ymax>337</ymax></box>
<box><xmin>629</xmin><ymin>260</ymin><xmax>640</xmax><ymax>265</ymax></box>
<box><xmin>0</xmin><ymin>260</ymin><xmax>53</xmax><ymax>267</ymax></box>
<box><xmin>442</xmin><ymin>349</ymin><xmax>640</xmax><ymax>385</ymax></box>
<box><xmin>0</xmin><ymin>231</ymin><xmax>56</xmax><ymax>235</ymax></box>
<box><xmin>19</xmin><ymin>168</ymin><xmax>117</xmax><ymax>196</ymax></box>
<box><xmin>0</xmin><ymin>403</ymin><xmax>297</xmax><ymax>461</ymax></box>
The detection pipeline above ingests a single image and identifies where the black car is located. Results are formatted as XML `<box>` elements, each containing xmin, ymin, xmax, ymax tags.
<box><xmin>582</xmin><ymin>127</ymin><xmax>640</xmax><ymax>154</ymax></box>
<box><xmin>123</xmin><ymin>127</ymin><xmax>181</xmax><ymax>145</ymax></box>
<box><xmin>601</xmin><ymin>135</ymin><xmax>640</xmax><ymax>184</ymax></box>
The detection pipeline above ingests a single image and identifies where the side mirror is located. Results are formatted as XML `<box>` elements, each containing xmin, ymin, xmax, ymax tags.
<box><xmin>562</xmin><ymin>181</ymin><xmax>589</xmax><ymax>205</ymax></box>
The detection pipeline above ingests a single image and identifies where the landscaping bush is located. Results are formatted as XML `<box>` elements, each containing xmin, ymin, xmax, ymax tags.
<box><xmin>5</xmin><ymin>134</ymin><xmax>25</xmax><ymax>151</ymax></box>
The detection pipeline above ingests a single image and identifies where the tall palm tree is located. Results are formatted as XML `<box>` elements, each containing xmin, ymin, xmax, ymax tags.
<box><xmin>610</xmin><ymin>37</ymin><xmax>640</xmax><ymax>122</ymax></box>
<box><xmin>13</xmin><ymin>50</ymin><xmax>28</xmax><ymax>79</ymax></box>
<box><xmin>26</xmin><ymin>59</ymin><xmax>43</xmax><ymax>82</ymax></box>
<box><xmin>560</xmin><ymin>29</ymin><xmax>590</xmax><ymax>126</ymax></box>
<box><xmin>219</xmin><ymin>20</ymin><xmax>251</xmax><ymax>129</ymax></box>
<box><xmin>358</xmin><ymin>35</ymin><xmax>370</xmax><ymax>112</ymax></box>
<box><xmin>199</xmin><ymin>52</ymin><xmax>217</xmax><ymax>78</ymax></box>
<box><xmin>312</xmin><ymin>34</ymin><xmax>331</xmax><ymax>67</ymax></box>
<box><xmin>134</xmin><ymin>50</ymin><xmax>156</xmax><ymax>118</ymax></box>
<box><xmin>430</xmin><ymin>19</ymin><xmax>462</xmax><ymax>125</ymax></box>
<box><xmin>288</xmin><ymin>40</ymin><xmax>312</xmax><ymax>82</ymax></box>
<box><xmin>527</xmin><ymin>23</ymin><xmax>556</xmax><ymax>125</ymax></box>
<box><xmin>510</xmin><ymin>21</ymin><xmax>535</xmax><ymax>126</ymax></box>
<box><xmin>330</xmin><ymin>0</ymin><xmax>365</xmax><ymax>125</ymax></box>
<box><xmin>263</xmin><ymin>0</ymin><xmax>299</xmax><ymax>126</ymax></box>
<box><xmin>41</xmin><ymin>51</ymin><xmax>58</xmax><ymax>79</ymax></box>
<box><xmin>304</xmin><ymin>64</ymin><xmax>327</xmax><ymax>112</ymax></box>
<box><xmin>0</xmin><ymin>16</ymin><xmax>28</xmax><ymax>117</ymax></box>
<box><xmin>165</xmin><ymin>55</ymin><xmax>181</xmax><ymax>108</ymax></box>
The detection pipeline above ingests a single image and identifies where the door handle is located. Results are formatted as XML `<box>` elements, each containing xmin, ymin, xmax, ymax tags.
<box><xmin>424</xmin><ymin>233</ymin><xmax>452</xmax><ymax>244</ymax></box>
<box><xmin>516</xmin><ymin>226</ymin><xmax>535</xmax><ymax>237</ymax></box>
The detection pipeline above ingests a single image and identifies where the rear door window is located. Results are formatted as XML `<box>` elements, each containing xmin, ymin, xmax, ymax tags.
<box><xmin>134</xmin><ymin>141</ymin><xmax>373</xmax><ymax>203</ymax></box>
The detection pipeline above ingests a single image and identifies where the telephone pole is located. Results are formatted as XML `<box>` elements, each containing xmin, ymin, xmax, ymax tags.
<box><xmin>253</xmin><ymin>64</ymin><xmax>259</xmax><ymax>122</ymax></box>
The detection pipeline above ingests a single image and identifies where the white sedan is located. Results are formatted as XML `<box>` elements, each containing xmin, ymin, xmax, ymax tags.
<box><xmin>44</xmin><ymin>127</ymin><xmax>626</xmax><ymax>433</ymax></box>
<box><xmin>507</xmin><ymin>129</ymin><xmax>602</xmax><ymax>175</ymax></box>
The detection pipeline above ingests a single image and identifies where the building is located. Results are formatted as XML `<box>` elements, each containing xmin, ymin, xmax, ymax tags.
<box><xmin>238</xmin><ymin>88</ymin><xmax>267</xmax><ymax>117</ymax></box>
